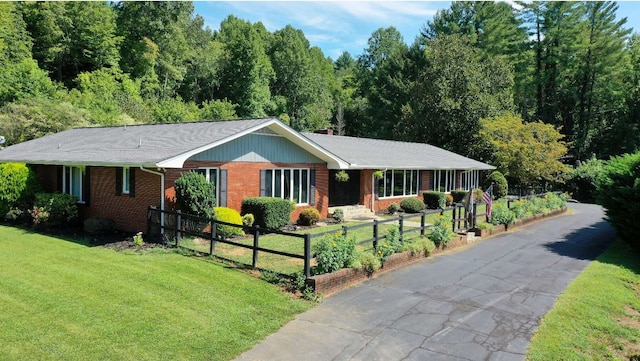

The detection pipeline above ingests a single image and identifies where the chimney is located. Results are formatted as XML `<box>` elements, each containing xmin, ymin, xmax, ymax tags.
<box><xmin>314</xmin><ymin>128</ymin><xmax>334</xmax><ymax>135</ymax></box>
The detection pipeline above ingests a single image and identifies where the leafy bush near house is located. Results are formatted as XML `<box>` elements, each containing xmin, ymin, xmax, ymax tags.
<box><xmin>242</xmin><ymin>213</ymin><xmax>254</xmax><ymax>227</ymax></box>
<box><xmin>241</xmin><ymin>197</ymin><xmax>292</xmax><ymax>229</ymax></box>
<box><xmin>358</xmin><ymin>251</ymin><xmax>381</xmax><ymax>274</ymax></box>
<box><xmin>564</xmin><ymin>157</ymin><xmax>605</xmax><ymax>203</ymax></box>
<box><xmin>400</xmin><ymin>198</ymin><xmax>424</xmax><ymax>213</ymax></box>
<box><xmin>490</xmin><ymin>201</ymin><xmax>516</xmax><ymax>226</ymax></box>
<box><xmin>450</xmin><ymin>190</ymin><xmax>467</xmax><ymax>203</ymax></box>
<box><xmin>298</xmin><ymin>208</ymin><xmax>320</xmax><ymax>226</ymax></box>
<box><xmin>486</xmin><ymin>171</ymin><xmax>508</xmax><ymax>199</ymax></box>
<box><xmin>387</xmin><ymin>202</ymin><xmax>400</xmax><ymax>214</ymax></box>
<box><xmin>214</xmin><ymin>207</ymin><xmax>244</xmax><ymax>238</ymax></box>
<box><xmin>174</xmin><ymin>172</ymin><xmax>216</xmax><ymax>219</ymax></box>
<box><xmin>0</xmin><ymin>162</ymin><xmax>42</xmax><ymax>217</ymax></box>
<box><xmin>32</xmin><ymin>193</ymin><xmax>78</xmax><ymax>227</ymax></box>
<box><xmin>596</xmin><ymin>151</ymin><xmax>640</xmax><ymax>250</ymax></box>
<box><xmin>423</xmin><ymin>191</ymin><xmax>446</xmax><ymax>209</ymax></box>
<box><xmin>403</xmin><ymin>237</ymin><xmax>436</xmax><ymax>257</ymax></box>
<box><xmin>332</xmin><ymin>208</ymin><xmax>344</xmax><ymax>223</ymax></box>
<box><xmin>429</xmin><ymin>215</ymin><xmax>455</xmax><ymax>247</ymax></box>
<box><xmin>313</xmin><ymin>232</ymin><xmax>357</xmax><ymax>274</ymax></box>
<box><xmin>84</xmin><ymin>217</ymin><xmax>115</xmax><ymax>235</ymax></box>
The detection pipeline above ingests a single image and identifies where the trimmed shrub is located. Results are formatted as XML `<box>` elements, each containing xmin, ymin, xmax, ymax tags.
<box><xmin>596</xmin><ymin>151</ymin><xmax>640</xmax><ymax>249</ymax></box>
<box><xmin>450</xmin><ymin>190</ymin><xmax>467</xmax><ymax>203</ymax></box>
<box><xmin>174</xmin><ymin>172</ymin><xmax>216</xmax><ymax>218</ymax></box>
<box><xmin>332</xmin><ymin>208</ymin><xmax>344</xmax><ymax>223</ymax></box>
<box><xmin>400</xmin><ymin>198</ymin><xmax>424</xmax><ymax>213</ymax></box>
<box><xmin>423</xmin><ymin>191</ymin><xmax>446</xmax><ymax>209</ymax></box>
<box><xmin>32</xmin><ymin>193</ymin><xmax>78</xmax><ymax>227</ymax></box>
<box><xmin>241</xmin><ymin>197</ymin><xmax>292</xmax><ymax>229</ymax></box>
<box><xmin>404</xmin><ymin>238</ymin><xmax>436</xmax><ymax>257</ymax></box>
<box><xmin>0</xmin><ymin>162</ymin><xmax>42</xmax><ymax>217</ymax></box>
<box><xmin>490</xmin><ymin>202</ymin><xmax>516</xmax><ymax>226</ymax></box>
<box><xmin>486</xmin><ymin>171</ymin><xmax>508</xmax><ymax>199</ymax></box>
<box><xmin>313</xmin><ymin>232</ymin><xmax>357</xmax><ymax>274</ymax></box>
<box><xmin>214</xmin><ymin>207</ymin><xmax>244</xmax><ymax>238</ymax></box>
<box><xmin>298</xmin><ymin>208</ymin><xmax>320</xmax><ymax>226</ymax></box>
<box><xmin>84</xmin><ymin>217</ymin><xmax>115</xmax><ymax>235</ymax></box>
<box><xmin>387</xmin><ymin>202</ymin><xmax>400</xmax><ymax>214</ymax></box>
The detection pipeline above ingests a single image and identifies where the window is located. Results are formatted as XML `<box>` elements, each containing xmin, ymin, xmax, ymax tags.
<box><xmin>377</xmin><ymin>169</ymin><xmax>419</xmax><ymax>198</ymax></box>
<box><xmin>122</xmin><ymin>167</ymin><xmax>131</xmax><ymax>194</ymax></box>
<box><xmin>264</xmin><ymin>168</ymin><xmax>310</xmax><ymax>204</ymax></box>
<box><xmin>461</xmin><ymin>170</ymin><xmax>480</xmax><ymax>191</ymax></box>
<box><xmin>433</xmin><ymin>170</ymin><xmax>456</xmax><ymax>193</ymax></box>
<box><xmin>193</xmin><ymin>168</ymin><xmax>219</xmax><ymax>203</ymax></box>
<box><xmin>63</xmin><ymin>166</ymin><xmax>84</xmax><ymax>203</ymax></box>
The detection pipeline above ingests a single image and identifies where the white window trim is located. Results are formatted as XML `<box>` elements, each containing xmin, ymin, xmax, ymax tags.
<box><xmin>461</xmin><ymin>170</ymin><xmax>480</xmax><ymax>191</ymax></box>
<box><xmin>266</xmin><ymin>168</ymin><xmax>310</xmax><ymax>205</ymax></box>
<box><xmin>433</xmin><ymin>170</ymin><xmax>457</xmax><ymax>193</ymax></box>
<box><xmin>63</xmin><ymin>165</ymin><xmax>84</xmax><ymax>204</ymax></box>
<box><xmin>194</xmin><ymin>167</ymin><xmax>219</xmax><ymax>204</ymax></box>
<box><xmin>122</xmin><ymin>167</ymin><xmax>130</xmax><ymax>194</ymax></box>
<box><xmin>377</xmin><ymin>169</ymin><xmax>419</xmax><ymax>199</ymax></box>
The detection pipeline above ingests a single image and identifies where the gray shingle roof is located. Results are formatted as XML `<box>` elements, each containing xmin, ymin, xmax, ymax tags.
<box><xmin>303</xmin><ymin>133</ymin><xmax>494</xmax><ymax>170</ymax></box>
<box><xmin>0</xmin><ymin>118</ymin><xmax>280</xmax><ymax>167</ymax></box>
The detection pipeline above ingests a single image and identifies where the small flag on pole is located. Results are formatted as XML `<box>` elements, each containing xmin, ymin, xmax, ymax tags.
<box><xmin>483</xmin><ymin>185</ymin><xmax>493</xmax><ymax>220</ymax></box>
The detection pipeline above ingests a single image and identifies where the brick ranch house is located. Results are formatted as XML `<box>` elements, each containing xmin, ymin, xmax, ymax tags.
<box><xmin>0</xmin><ymin>117</ymin><xmax>494</xmax><ymax>232</ymax></box>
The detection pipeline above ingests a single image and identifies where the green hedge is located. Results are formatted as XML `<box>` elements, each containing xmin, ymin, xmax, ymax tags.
<box><xmin>400</xmin><ymin>197</ymin><xmax>424</xmax><ymax>213</ymax></box>
<box><xmin>423</xmin><ymin>191</ymin><xmax>445</xmax><ymax>209</ymax></box>
<box><xmin>174</xmin><ymin>172</ymin><xmax>216</xmax><ymax>219</ymax></box>
<box><xmin>0</xmin><ymin>162</ymin><xmax>42</xmax><ymax>216</ymax></box>
<box><xmin>450</xmin><ymin>190</ymin><xmax>467</xmax><ymax>203</ymax></box>
<box><xmin>241</xmin><ymin>197</ymin><xmax>292</xmax><ymax>229</ymax></box>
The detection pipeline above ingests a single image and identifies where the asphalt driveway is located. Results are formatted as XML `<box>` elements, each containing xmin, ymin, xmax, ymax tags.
<box><xmin>235</xmin><ymin>203</ymin><xmax>615</xmax><ymax>361</ymax></box>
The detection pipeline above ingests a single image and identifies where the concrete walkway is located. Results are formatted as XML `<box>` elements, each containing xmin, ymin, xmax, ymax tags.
<box><xmin>235</xmin><ymin>204</ymin><xmax>615</xmax><ymax>361</ymax></box>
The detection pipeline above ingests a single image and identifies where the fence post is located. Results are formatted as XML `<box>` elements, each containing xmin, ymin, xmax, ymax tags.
<box><xmin>420</xmin><ymin>212</ymin><xmax>426</xmax><ymax>237</ymax></box>
<box><xmin>252</xmin><ymin>225</ymin><xmax>260</xmax><ymax>269</ymax></box>
<box><xmin>452</xmin><ymin>206</ymin><xmax>456</xmax><ymax>232</ymax></box>
<box><xmin>373</xmin><ymin>220</ymin><xmax>379</xmax><ymax>250</ymax></box>
<box><xmin>463</xmin><ymin>206</ymin><xmax>468</xmax><ymax>230</ymax></box>
<box><xmin>304</xmin><ymin>234</ymin><xmax>311</xmax><ymax>278</ymax></box>
<box><xmin>176</xmin><ymin>211</ymin><xmax>182</xmax><ymax>242</ymax></box>
<box><xmin>472</xmin><ymin>203</ymin><xmax>477</xmax><ymax>229</ymax></box>
<box><xmin>210</xmin><ymin>218</ymin><xmax>217</xmax><ymax>255</ymax></box>
<box><xmin>342</xmin><ymin>225</ymin><xmax>348</xmax><ymax>238</ymax></box>
<box><xmin>399</xmin><ymin>214</ymin><xmax>404</xmax><ymax>243</ymax></box>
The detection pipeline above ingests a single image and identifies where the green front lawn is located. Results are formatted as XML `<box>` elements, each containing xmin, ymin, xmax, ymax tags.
<box><xmin>527</xmin><ymin>240</ymin><xmax>640</xmax><ymax>360</ymax></box>
<box><xmin>0</xmin><ymin>225</ymin><xmax>311</xmax><ymax>361</ymax></box>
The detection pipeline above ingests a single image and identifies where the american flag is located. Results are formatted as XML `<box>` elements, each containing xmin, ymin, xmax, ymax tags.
<box><xmin>483</xmin><ymin>185</ymin><xmax>493</xmax><ymax>220</ymax></box>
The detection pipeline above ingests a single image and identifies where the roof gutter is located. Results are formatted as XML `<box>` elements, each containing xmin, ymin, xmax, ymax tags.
<box><xmin>139</xmin><ymin>166</ymin><xmax>165</xmax><ymax>233</ymax></box>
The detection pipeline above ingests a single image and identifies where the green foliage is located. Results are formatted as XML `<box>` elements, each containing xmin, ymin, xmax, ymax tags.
<box><xmin>200</xmin><ymin>99</ymin><xmax>238</xmax><ymax>120</ymax></box>
<box><xmin>450</xmin><ymin>190</ymin><xmax>467</xmax><ymax>203</ymax></box>
<box><xmin>375</xmin><ymin>226</ymin><xmax>403</xmax><ymax>262</ymax></box>
<box><xmin>564</xmin><ymin>158</ymin><xmax>605</xmax><ymax>203</ymax></box>
<box><xmin>332</xmin><ymin>208</ymin><xmax>344</xmax><ymax>223</ymax></box>
<box><xmin>83</xmin><ymin>217</ymin><xmax>115</xmax><ymax>235</ymax></box>
<box><xmin>297</xmin><ymin>208</ymin><xmax>320</xmax><ymax>226</ymax></box>
<box><xmin>150</xmin><ymin>97</ymin><xmax>200</xmax><ymax>123</ymax></box>
<box><xmin>334</xmin><ymin>170</ymin><xmax>349</xmax><ymax>182</ymax></box>
<box><xmin>490</xmin><ymin>201</ymin><xmax>516</xmax><ymax>226</ymax></box>
<box><xmin>214</xmin><ymin>206</ymin><xmax>244</xmax><ymax>238</ymax></box>
<box><xmin>132</xmin><ymin>232</ymin><xmax>144</xmax><ymax>246</ymax></box>
<box><xmin>32</xmin><ymin>193</ymin><xmax>78</xmax><ymax>227</ymax></box>
<box><xmin>241</xmin><ymin>213</ymin><xmax>254</xmax><ymax>227</ymax></box>
<box><xmin>358</xmin><ymin>251</ymin><xmax>381</xmax><ymax>274</ymax></box>
<box><xmin>0</xmin><ymin>162</ymin><xmax>41</xmax><ymax>216</ymax></box>
<box><xmin>403</xmin><ymin>237</ymin><xmax>436</xmax><ymax>257</ymax></box>
<box><xmin>313</xmin><ymin>232</ymin><xmax>357</xmax><ymax>275</ymax></box>
<box><xmin>596</xmin><ymin>151</ymin><xmax>640</xmax><ymax>249</ymax></box>
<box><xmin>429</xmin><ymin>215</ymin><xmax>455</xmax><ymax>247</ymax></box>
<box><xmin>543</xmin><ymin>192</ymin><xmax>566</xmax><ymax>211</ymax></box>
<box><xmin>423</xmin><ymin>191</ymin><xmax>446</xmax><ymax>209</ymax></box>
<box><xmin>387</xmin><ymin>203</ymin><xmax>400</xmax><ymax>215</ymax></box>
<box><xmin>174</xmin><ymin>172</ymin><xmax>216</xmax><ymax>219</ymax></box>
<box><xmin>486</xmin><ymin>171</ymin><xmax>508</xmax><ymax>199</ymax></box>
<box><xmin>400</xmin><ymin>197</ymin><xmax>424</xmax><ymax>213</ymax></box>
<box><xmin>241</xmin><ymin>197</ymin><xmax>292</xmax><ymax>229</ymax></box>
<box><xmin>480</xmin><ymin>114</ymin><xmax>568</xmax><ymax>188</ymax></box>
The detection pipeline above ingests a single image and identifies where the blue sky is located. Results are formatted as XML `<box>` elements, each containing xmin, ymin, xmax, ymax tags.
<box><xmin>194</xmin><ymin>1</ymin><xmax>640</xmax><ymax>60</ymax></box>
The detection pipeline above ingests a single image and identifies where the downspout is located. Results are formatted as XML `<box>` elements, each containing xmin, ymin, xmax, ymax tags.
<box><xmin>139</xmin><ymin>166</ymin><xmax>165</xmax><ymax>233</ymax></box>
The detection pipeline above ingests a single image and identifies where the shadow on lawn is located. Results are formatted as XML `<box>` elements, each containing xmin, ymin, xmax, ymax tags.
<box><xmin>1</xmin><ymin>221</ymin><xmax>131</xmax><ymax>248</ymax></box>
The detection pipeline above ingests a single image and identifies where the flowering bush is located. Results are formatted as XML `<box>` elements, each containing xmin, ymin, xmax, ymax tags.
<box><xmin>313</xmin><ymin>232</ymin><xmax>357</xmax><ymax>274</ymax></box>
<box><xmin>5</xmin><ymin>208</ymin><xmax>25</xmax><ymax>221</ymax></box>
<box><xmin>29</xmin><ymin>206</ymin><xmax>50</xmax><ymax>227</ymax></box>
<box><xmin>429</xmin><ymin>215</ymin><xmax>455</xmax><ymax>247</ymax></box>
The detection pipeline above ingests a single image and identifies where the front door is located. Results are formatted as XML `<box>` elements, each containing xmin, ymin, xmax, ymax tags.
<box><xmin>329</xmin><ymin>170</ymin><xmax>360</xmax><ymax>206</ymax></box>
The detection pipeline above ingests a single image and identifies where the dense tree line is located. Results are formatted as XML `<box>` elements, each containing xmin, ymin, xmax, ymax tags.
<box><xmin>0</xmin><ymin>1</ymin><xmax>638</xmax><ymax>189</ymax></box>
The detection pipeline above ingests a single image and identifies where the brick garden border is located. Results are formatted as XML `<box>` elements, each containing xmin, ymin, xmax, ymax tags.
<box><xmin>306</xmin><ymin>207</ymin><xmax>567</xmax><ymax>295</ymax></box>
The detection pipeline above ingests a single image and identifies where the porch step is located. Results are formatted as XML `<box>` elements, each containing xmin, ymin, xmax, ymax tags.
<box><xmin>328</xmin><ymin>205</ymin><xmax>376</xmax><ymax>221</ymax></box>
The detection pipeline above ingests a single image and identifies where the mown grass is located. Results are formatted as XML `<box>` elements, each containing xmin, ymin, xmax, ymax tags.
<box><xmin>0</xmin><ymin>225</ymin><xmax>311</xmax><ymax>361</ymax></box>
<box><xmin>527</xmin><ymin>240</ymin><xmax>640</xmax><ymax>360</ymax></box>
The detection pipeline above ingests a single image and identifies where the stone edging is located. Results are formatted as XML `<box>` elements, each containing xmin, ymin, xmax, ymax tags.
<box><xmin>306</xmin><ymin>207</ymin><xmax>567</xmax><ymax>296</ymax></box>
